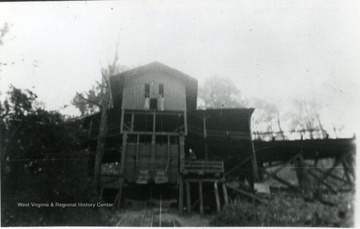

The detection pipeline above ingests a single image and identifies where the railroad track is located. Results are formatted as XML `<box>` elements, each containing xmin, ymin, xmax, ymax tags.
<box><xmin>116</xmin><ymin>194</ymin><xmax>177</xmax><ymax>227</ymax></box>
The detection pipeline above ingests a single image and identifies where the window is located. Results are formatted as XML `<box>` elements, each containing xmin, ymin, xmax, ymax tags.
<box><xmin>150</xmin><ymin>98</ymin><xmax>157</xmax><ymax>110</ymax></box>
<box><xmin>159</xmin><ymin>84</ymin><xmax>164</xmax><ymax>97</ymax></box>
<box><xmin>145</xmin><ymin>83</ymin><xmax>150</xmax><ymax>98</ymax></box>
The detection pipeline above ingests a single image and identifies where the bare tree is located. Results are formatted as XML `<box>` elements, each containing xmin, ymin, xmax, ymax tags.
<box><xmin>289</xmin><ymin>98</ymin><xmax>327</xmax><ymax>139</ymax></box>
<box><xmin>249</xmin><ymin>98</ymin><xmax>284</xmax><ymax>140</ymax></box>
<box><xmin>72</xmin><ymin>42</ymin><xmax>120</xmax><ymax>193</ymax></box>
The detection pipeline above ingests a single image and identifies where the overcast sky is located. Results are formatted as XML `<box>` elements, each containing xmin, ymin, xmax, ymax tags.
<box><xmin>0</xmin><ymin>0</ymin><xmax>359</xmax><ymax>136</ymax></box>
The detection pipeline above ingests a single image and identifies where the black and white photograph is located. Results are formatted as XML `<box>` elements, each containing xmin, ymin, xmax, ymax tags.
<box><xmin>0</xmin><ymin>0</ymin><xmax>359</xmax><ymax>227</ymax></box>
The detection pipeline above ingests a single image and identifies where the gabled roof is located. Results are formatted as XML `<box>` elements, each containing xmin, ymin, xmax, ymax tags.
<box><xmin>110</xmin><ymin>62</ymin><xmax>198</xmax><ymax>111</ymax></box>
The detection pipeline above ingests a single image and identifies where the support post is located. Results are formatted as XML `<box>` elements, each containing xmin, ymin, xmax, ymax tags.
<box><xmin>342</xmin><ymin>161</ymin><xmax>353</xmax><ymax>185</ymax></box>
<box><xmin>186</xmin><ymin>181</ymin><xmax>191</xmax><ymax>213</ymax></box>
<box><xmin>199</xmin><ymin>181</ymin><xmax>203</xmax><ymax>214</ymax></box>
<box><xmin>167</xmin><ymin>135</ymin><xmax>170</xmax><ymax>172</ymax></box>
<box><xmin>294</xmin><ymin>154</ymin><xmax>305</xmax><ymax>189</ymax></box>
<box><xmin>316</xmin><ymin>153</ymin><xmax>349</xmax><ymax>189</ymax></box>
<box><xmin>222</xmin><ymin>182</ymin><xmax>229</xmax><ymax>206</ymax></box>
<box><xmin>117</xmin><ymin>134</ymin><xmax>128</xmax><ymax>208</ymax></box>
<box><xmin>130</xmin><ymin>113</ymin><xmax>134</xmax><ymax>131</ymax></box>
<box><xmin>179</xmin><ymin>134</ymin><xmax>185</xmax><ymax>172</ymax></box>
<box><xmin>120</xmin><ymin>109</ymin><xmax>125</xmax><ymax>133</ymax></box>
<box><xmin>135</xmin><ymin>134</ymin><xmax>140</xmax><ymax>171</ymax></box>
<box><xmin>203</xmin><ymin>114</ymin><xmax>208</xmax><ymax>160</ymax></box>
<box><xmin>248</xmin><ymin>112</ymin><xmax>259</xmax><ymax>182</ymax></box>
<box><xmin>178</xmin><ymin>176</ymin><xmax>184</xmax><ymax>213</ymax></box>
<box><xmin>214</xmin><ymin>182</ymin><xmax>221</xmax><ymax>213</ymax></box>
<box><xmin>150</xmin><ymin>134</ymin><xmax>156</xmax><ymax>172</ymax></box>
<box><xmin>120</xmin><ymin>134</ymin><xmax>128</xmax><ymax>175</ymax></box>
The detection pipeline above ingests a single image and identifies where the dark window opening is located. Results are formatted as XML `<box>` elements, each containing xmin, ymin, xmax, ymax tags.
<box><xmin>159</xmin><ymin>84</ymin><xmax>164</xmax><ymax>97</ymax></box>
<box><xmin>145</xmin><ymin>83</ymin><xmax>150</xmax><ymax>98</ymax></box>
<box><xmin>150</xmin><ymin>98</ymin><xmax>157</xmax><ymax>110</ymax></box>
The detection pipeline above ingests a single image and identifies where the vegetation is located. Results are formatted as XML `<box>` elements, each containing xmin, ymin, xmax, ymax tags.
<box><xmin>197</xmin><ymin>75</ymin><xmax>331</xmax><ymax>139</ymax></box>
<box><xmin>0</xmin><ymin>86</ymin><xmax>109</xmax><ymax>226</ymax></box>
<box><xmin>198</xmin><ymin>75</ymin><xmax>247</xmax><ymax>109</ymax></box>
<box><xmin>211</xmin><ymin>192</ymin><xmax>354</xmax><ymax>227</ymax></box>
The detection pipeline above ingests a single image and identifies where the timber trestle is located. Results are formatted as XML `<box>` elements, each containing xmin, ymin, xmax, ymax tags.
<box><xmin>258</xmin><ymin>147</ymin><xmax>355</xmax><ymax>199</ymax></box>
<box><xmin>178</xmin><ymin>160</ymin><xmax>229</xmax><ymax>214</ymax></box>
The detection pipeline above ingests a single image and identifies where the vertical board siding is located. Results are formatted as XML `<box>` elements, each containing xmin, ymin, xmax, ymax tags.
<box><xmin>122</xmin><ymin>71</ymin><xmax>186</xmax><ymax>111</ymax></box>
<box><xmin>123</xmin><ymin>143</ymin><xmax>179</xmax><ymax>183</ymax></box>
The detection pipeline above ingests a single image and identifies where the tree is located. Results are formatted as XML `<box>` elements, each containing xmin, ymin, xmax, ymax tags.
<box><xmin>288</xmin><ymin>98</ymin><xmax>326</xmax><ymax>139</ymax></box>
<box><xmin>1</xmin><ymin>86</ymin><xmax>87</xmax><ymax>201</ymax></box>
<box><xmin>71</xmin><ymin>43</ymin><xmax>122</xmax><ymax>193</ymax></box>
<box><xmin>248</xmin><ymin>98</ymin><xmax>284</xmax><ymax>140</ymax></box>
<box><xmin>0</xmin><ymin>22</ymin><xmax>9</xmax><ymax>46</ymax></box>
<box><xmin>72</xmin><ymin>84</ymin><xmax>102</xmax><ymax>116</ymax></box>
<box><xmin>198</xmin><ymin>75</ymin><xmax>247</xmax><ymax>109</ymax></box>
<box><xmin>72</xmin><ymin>65</ymin><xmax>129</xmax><ymax>116</ymax></box>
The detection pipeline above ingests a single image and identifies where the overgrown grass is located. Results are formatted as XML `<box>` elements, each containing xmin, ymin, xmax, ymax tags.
<box><xmin>211</xmin><ymin>191</ymin><xmax>354</xmax><ymax>227</ymax></box>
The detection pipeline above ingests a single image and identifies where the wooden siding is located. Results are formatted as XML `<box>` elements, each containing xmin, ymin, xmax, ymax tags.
<box><xmin>123</xmin><ymin>143</ymin><xmax>179</xmax><ymax>184</ymax></box>
<box><xmin>122</xmin><ymin>72</ymin><xmax>186</xmax><ymax>111</ymax></box>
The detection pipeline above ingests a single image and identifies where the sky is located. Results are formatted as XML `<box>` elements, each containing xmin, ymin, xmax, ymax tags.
<box><xmin>0</xmin><ymin>0</ymin><xmax>360</xmax><ymax>137</ymax></box>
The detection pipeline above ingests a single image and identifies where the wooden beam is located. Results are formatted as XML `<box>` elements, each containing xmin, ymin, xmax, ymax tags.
<box><xmin>113</xmin><ymin>178</ymin><xmax>124</xmax><ymax>208</ymax></box>
<box><xmin>304</xmin><ymin>162</ymin><xmax>348</xmax><ymax>184</ymax></box>
<box><xmin>150</xmin><ymin>134</ymin><xmax>156</xmax><ymax>172</ymax></box>
<box><xmin>307</xmin><ymin>169</ymin><xmax>337</xmax><ymax>194</ymax></box>
<box><xmin>183</xmin><ymin>178</ymin><xmax>226</xmax><ymax>183</ymax></box>
<box><xmin>199</xmin><ymin>181</ymin><xmax>203</xmax><ymax>214</ymax></box>
<box><xmin>179</xmin><ymin>134</ymin><xmax>185</xmax><ymax>172</ymax></box>
<box><xmin>153</xmin><ymin>112</ymin><xmax>156</xmax><ymax>133</ymax></box>
<box><xmin>121</xmin><ymin>131</ymin><xmax>183</xmax><ymax>136</ymax></box>
<box><xmin>222</xmin><ymin>182</ymin><xmax>229</xmax><ymax>206</ymax></box>
<box><xmin>260</xmin><ymin>169</ymin><xmax>300</xmax><ymax>191</ymax></box>
<box><xmin>214</xmin><ymin>182</ymin><xmax>221</xmax><ymax>213</ymax></box>
<box><xmin>184</xmin><ymin>111</ymin><xmax>188</xmax><ymax>135</ymax></box>
<box><xmin>225</xmin><ymin>156</ymin><xmax>251</xmax><ymax>176</ymax></box>
<box><xmin>203</xmin><ymin>114</ymin><xmax>208</xmax><ymax>160</ymax></box>
<box><xmin>342</xmin><ymin>161</ymin><xmax>353</xmax><ymax>185</ymax></box>
<box><xmin>186</xmin><ymin>181</ymin><xmax>191</xmax><ymax>213</ymax></box>
<box><xmin>262</xmin><ymin>153</ymin><xmax>301</xmax><ymax>181</ymax></box>
<box><xmin>120</xmin><ymin>109</ymin><xmax>124</xmax><ymax>133</ymax></box>
<box><xmin>178</xmin><ymin>176</ymin><xmax>184</xmax><ymax>213</ymax></box>
<box><xmin>226</xmin><ymin>184</ymin><xmax>267</xmax><ymax>204</ymax></box>
<box><xmin>120</xmin><ymin>134</ymin><xmax>128</xmax><ymax>175</ymax></box>
<box><xmin>248</xmin><ymin>111</ymin><xmax>259</xmax><ymax>182</ymax></box>
<box><xmin>167</xmin><ymin>135</ymin><xmax>170</xmax><ymax>172</ymax></box>
<box><xmin>294</xmin><ymin>153</ymin><xmax>306</xmax><ymax>190</ymax></box>
<box><xmin>316</xmin><ymin>153</ymin><xmax>349</xmax><ymax>188</ymax></box>
<box><xmin>130</xmin><ymin>113</ymin><xmax>134</xmax><ymax>131</ymax></box>
<box><xmin>135</xmin><ymin>134</ymin><xmax>140</xmax><ymax>171</ymax></box>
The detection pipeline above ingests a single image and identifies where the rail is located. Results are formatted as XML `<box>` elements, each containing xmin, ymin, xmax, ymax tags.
<box><xmin>117</xmin><ymin>193</ymin><xmax>176</xmax><ymax>227</ymax></box>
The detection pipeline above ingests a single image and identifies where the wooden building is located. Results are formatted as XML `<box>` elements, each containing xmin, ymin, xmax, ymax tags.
<box><xmin>83</xmin><ymin>62</ymin><xmax>258</xmax><ymax>211</ymax></box>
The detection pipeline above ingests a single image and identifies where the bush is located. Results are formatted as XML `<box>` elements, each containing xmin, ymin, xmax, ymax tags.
<box><xmin>211</xmin><ymin>192</ymin><xmax>354</xmax><ymax>227</ymax></box>
<box><xmin>1</xmin><ymin>86</ymin><xmax>101</xmax><ymax>226</ymax></box>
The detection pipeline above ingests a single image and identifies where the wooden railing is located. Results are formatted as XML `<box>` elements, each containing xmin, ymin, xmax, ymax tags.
<box><xmin>182</xmin><ymin>160</ymin><xmax>224</xmax><ymax>175</ymax></box>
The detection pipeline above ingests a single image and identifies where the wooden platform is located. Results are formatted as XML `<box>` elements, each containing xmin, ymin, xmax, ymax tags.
<box><xmin>178</xmin><ymin>160</ymin><xmax>227</xmax><ymax>214</ymax></box>
<box><xmin>182</xmin><ymin>160</ymin><xmax>224</xmax><ymax>176</ymax></box>
<box><xmin>255</xmin><ymin>138</ymin><xmax>355</xmax><ymax>162</ymax></box>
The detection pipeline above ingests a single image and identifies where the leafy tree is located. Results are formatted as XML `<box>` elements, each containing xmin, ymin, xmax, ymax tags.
<box><xmin>72</xmin><ymin>65</ymin><xmax>129</xmax><ymax>117</ymax></box>
<box><xmin>1</xmin><ymin>86</ymin><xmax>88</xmax><ymax>213</ymax></box>
<box><xmin>70</xmin><ymin>43</ymin><xmax>127</xmax><ymax>194</ymax></box>
<box><xmin>72</xmin><ymin>84</ymin><xmax>102</xmax><ymax>116</ymax></box>
<box><xmin>0</xmin><ymin>22</ymin><xmax>9</xmax><ymax>46</ymax></box>
<box><xmin>198</xmin><ymin>75</ymin><xmax>247</xmax><ymax>109</ymax></box>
